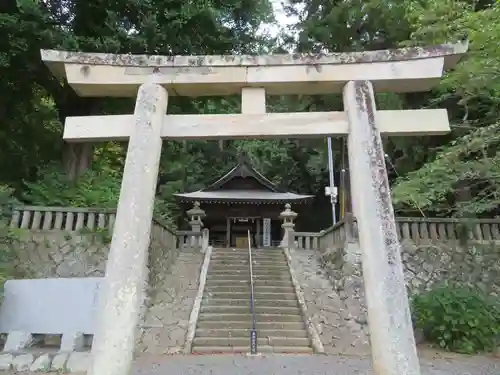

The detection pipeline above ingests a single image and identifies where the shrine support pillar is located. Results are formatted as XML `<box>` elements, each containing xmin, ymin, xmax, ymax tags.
<box><xmin>88</xmin><ymin>83</ymin><xmax>168</xmax><ymax>375</ymax></box>
<box><xmin>344</xmin><ymin>80</ymin><xmax>420</xmax><ymax>375</ymax></box>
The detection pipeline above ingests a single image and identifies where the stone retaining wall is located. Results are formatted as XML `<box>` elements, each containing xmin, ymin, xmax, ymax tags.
<box><xmin>320</xmin><ymin>239</ymin><xmax>500</xmax><ymax>347</ymax></box>
<box><xmin>13</xmin><ymin>231</ymin><xmax>109</xmax><ymax>279</ymax></box>
<box><xmin>9</xmin><ymin>218</ymin><xmax>178</xmax><ymax>281</ymax></box>
<box><xmin>0</xmin><ymin>220</ymin><xmax>180</xmax><ymax>353</ymax></box>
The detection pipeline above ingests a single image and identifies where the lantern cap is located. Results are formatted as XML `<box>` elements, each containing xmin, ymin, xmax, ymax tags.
<box><xmin>280</xmin><ymin>203</ymin><xmax>297</xmax><ymax>220</ymax></box>
<box><xmin>187</xmin><ymin>201</ymin><xmax>206</xmax><ymax>218</ymax></box>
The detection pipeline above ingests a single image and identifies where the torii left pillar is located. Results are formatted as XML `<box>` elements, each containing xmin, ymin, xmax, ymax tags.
<box><xmin>88</xmin><ymin>83</ymin><xmax>168</xmax><ymax>375</ymax></box>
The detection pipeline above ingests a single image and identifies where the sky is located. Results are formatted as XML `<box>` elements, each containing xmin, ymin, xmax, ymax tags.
<box><xmin>258</xmin><ymin>0</ymin><xmax>300</xmax><ymax>37</ymax></box>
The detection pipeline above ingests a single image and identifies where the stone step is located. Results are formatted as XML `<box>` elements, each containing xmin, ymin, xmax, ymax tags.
<box><xmin>205</xmin><ymin>279</ymin><xmax>293</xmax><ymax>286</ymax></box>
<box><xmin>198</xmin><ymin>313</ymin><xmax>304</xmax><ymax>322</ymax></box>
<box><xmin>210</xmin><ymin>254</ymin><xmax>286</xmax><ymax>263</ymax></box>
<box><xmin>209</xmin><ymin>261</ymin><xmax>286</xmax><ymax>267</ymax></box>
<box><xmin>195</xmin><ymin>328</ymin><xmax>309</xmax><ymax>338</ymax></box>
<box><xmin>206</xmin><ymin>274</ymin><xmax>291</xmax><ymax>281</ymax></box>
<box><xmin>212</xmin><ymin>251</ymin><xmax>284</xmax><ymax>257</ymax></box>
<box><xmin>211</xmin><ymin>255</ymin><xmax>285</xmax><ymax>260</ymax></box>
<box><xmin>209</xmin><ymin>265</ymin><xmax>289</xmax><ymax>271</ymax></box>
<box><xmin>211</xmin><ymin>252</ymin><xmax>285</xmax><ymax>257</ymax></box>
<box><xmin>200</xmin><ymin>305</ymin><xmax>301</xmax><ymax>315</ymax></box>
<box><xmin>191</xmin><ymin>345</ymin><xmax>313</xmax><ymax>354</ymax></box>
<box><xmin>208</xmin><ymin>269</ymin><xmax>289</xmax><ymax>275</ymax></box>
<box><xmin>213</xmin><ymin>247</ymin><xmax>283</xmax><ymax>253</ymax></box>
<box><xmin>203</xmin><ymin>292</ymin><xmax>297</xmax><ymax>300</ymax></box>
<box><xmin>201</xmin><ymin>298</ymin><xmax>299</xmax><ymax>307</ymax></box>
<box><xmin>196</xmin><ymin>321</ymin><xmax>306</xmax><ymax>330</ymax></box>
<box><xmin>192</xmin><ymin>336</ymin><xmax>311</xmax><ymax>347</ymax></box>
<box><xmin>210</xmin><ymin>257</ymin><xmax>286</xmax><ymax>262</ymax></box>
<box><xmin>204</xmin><ymin>285</ymin><xmax>295</xmax><ymax>294</ymax></box>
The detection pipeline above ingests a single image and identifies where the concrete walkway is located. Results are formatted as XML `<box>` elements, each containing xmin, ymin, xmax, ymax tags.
<box><xmin>133</xmin><ymin>353</ymin><xmax>500</xmax><ymax>375</ymax></box>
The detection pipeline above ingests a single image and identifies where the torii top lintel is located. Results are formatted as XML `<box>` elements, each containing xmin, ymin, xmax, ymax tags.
<box><xmin>41</xmin><ymin>41</ymin><xmax>468</xmax><ymax>97</ymax></box>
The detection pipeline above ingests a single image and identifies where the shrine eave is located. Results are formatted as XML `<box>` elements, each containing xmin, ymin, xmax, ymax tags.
<box><xmin>174</xmin><ymin>191</ymin><xmax>314</xmax><ymax>204</ymax></box>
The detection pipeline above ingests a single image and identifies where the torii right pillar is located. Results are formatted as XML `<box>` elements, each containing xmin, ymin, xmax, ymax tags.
<box><xmin>344</xmin><ymin>80</ymin><xmax>419</xmax><ymax>375</ymax></box>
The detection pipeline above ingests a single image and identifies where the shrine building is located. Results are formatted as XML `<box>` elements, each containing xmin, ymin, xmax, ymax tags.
<box><xmin>175</xmin><ymin>155</ymin><xmax>313</xmax><ymax>248</ymax></box>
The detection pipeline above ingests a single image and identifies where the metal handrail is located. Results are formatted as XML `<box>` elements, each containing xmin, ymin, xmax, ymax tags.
<box><xmin>247</xmin><ymin>230</ymin><xmax>257</xmax><ymax>354</ymax></box>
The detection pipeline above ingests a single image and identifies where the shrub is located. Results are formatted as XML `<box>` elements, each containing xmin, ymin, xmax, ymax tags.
<box><xmin>23</xmin><ymin>163</ymin><xmax>121</xmax><ymax>208</ymax></box>
<box><xmin>411</xmin><ymin>284</ymin><xmax>500</xmax><ymax>354</ymax></box>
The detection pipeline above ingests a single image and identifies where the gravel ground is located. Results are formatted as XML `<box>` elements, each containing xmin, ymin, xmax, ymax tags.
<box><xmin>132</xmin><ymin>352</ymin><xmax>500</xmax><ymax>375</ymax></box>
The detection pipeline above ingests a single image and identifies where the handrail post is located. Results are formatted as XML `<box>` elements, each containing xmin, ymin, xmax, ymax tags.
<box><xmin>247</xmin><ymin>230</ymin><xmax>257</xmax><ymax>354</ymax></box>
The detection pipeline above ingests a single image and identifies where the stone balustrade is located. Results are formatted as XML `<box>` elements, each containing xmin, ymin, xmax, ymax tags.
<box><xmin>293</xmin><ymin>232</ymin><xmax>320</xmax><ymax>250</ymax></box>
<box><xmin>294</xmin><ymin>213</ymin><xmax>500</xmax><ymax>250</ymax></box>
<box><xmin>9</xmin><ymin>206</ymin><xmax>116</xmax><ymax>231</ymax></box>
<box><xmin>7</xmin><ymin>205</ymin><xmax>201</xmax><ymax>250</ymax></box>
<box><xmin>175</xmin><ymin>230</ymin><xmax>203</xmax><ymax>249</ymax></box>
<box><xmin>395</xmin><ymin>217</ymin><xmax>500</xmax><ymax>243</ymax></box>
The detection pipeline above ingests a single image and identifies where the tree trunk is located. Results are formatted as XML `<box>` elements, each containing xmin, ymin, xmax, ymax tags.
<box><xmin>57</xmin><ymin>90</ymin><xmax>101</xmax><ymax>181</ymax></box>
<box><xmin>63</xmin><ymin>143</ymin><xmax>94</xmax><ymax>181</ymax></box>
<box><xmin>454</xmin><ymin>180</ymin><xmax>473</xmax><ymax>217</ymax></box>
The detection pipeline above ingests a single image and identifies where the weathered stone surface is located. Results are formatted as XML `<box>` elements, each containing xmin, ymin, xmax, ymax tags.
<box><xmin>14</xmin><ymin>231</ymin><xmax>109</xmax><ymax>278</ymax></box>
<box><xmin>320</xmin><ymin>239</ymin><xmax>500</xmax><ymax>354</ymax></box>
<box><xmin>0</xmin><ymin>219</ymin><xmax>177</xmax><ymax>358</ymax></box>
<box><xmin>29</xmin><ymin>353</ymin><xmax>52</xmax><ymax>372</ymax></box>
<box><xmin>136</xmin><ymin>250</ymin><xmax>203</xmax><ymax>355</ymax></box>
<box><xmin>400</xmin><ymin>240</ymin><xmax>500</xmax><ymax>296</ymax></box>
<box><xmin>61</xmin><ymin>332</ymin><xmax>86</xmax><ymax>352</ymax></box>
<box><xmin>8</xmin><ymin>216</ymin><xmax>178</xmax><ymax>282</ymax></box>
<box><xmin>344</xmin><ymin>80</ymin><xmax>420</xmax><ymax>375</ymax></box>
<box><xmin>66</xmin><ymin>352</ymin><xmax>90</xmax><ymax>372</ymax></box>
<box><xmin>0</xmin><ymin>354</ymin><xmax>13</xmax><ymax>370</ymax></box>
<box><xmin>12</xmin><ymin>354</ymin><xmax>35</xmax><ymax>371</ymax></box>
<box><xmin>88</xmin><ymin>83</ymin><xmax>169</xmax><ymax>375</ymax></box>
<box><xmin>41</xmin><ymin>42</ymin><xmax>468</xmax><ymax>68</ymax></box>
<box><xmin>288</xmin><ymin>248</ymin><xmax>370</xmax><ymax>355</ymax></box>
<box><xmin>0</xmin><ymin>278</ymin><xmax>101</xmax><ymax>336</ymax></box>
<box><xmin>4</xmin><ymin>331</ymin><xmax>34</xmax><ymax>352</ymax></box>
<box><xmin>51</xmin><ymin>353</ymin><xmax>69</xmax><ymax>371</ymax></box>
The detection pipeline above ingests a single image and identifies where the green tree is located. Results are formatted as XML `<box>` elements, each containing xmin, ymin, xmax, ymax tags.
<box><xmin>392</xmin><ymin>0</ymin><xmax>500</xmax><ymax>217</ymax></box>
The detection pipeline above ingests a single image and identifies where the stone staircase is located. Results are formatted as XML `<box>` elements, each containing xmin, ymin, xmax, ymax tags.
<box><xmin>192</xmin><ymin>247</ymin><xmax>313</xmax><ymax>353</ymax></box>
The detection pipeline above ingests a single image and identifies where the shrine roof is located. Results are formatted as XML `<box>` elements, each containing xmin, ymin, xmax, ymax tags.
<box><xmin>174</xmin><ymin>154</ymin><xmax>314</xmax><ymax>203</ymax></box>
<box><xmin>175</xmin><ymin>190</ymin><xmax>313</xmax><ymax>203</ymax></box>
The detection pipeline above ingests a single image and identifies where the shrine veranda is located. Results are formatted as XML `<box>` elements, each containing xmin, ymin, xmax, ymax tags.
<box><xmin>40</xmin><ymin>42</ymin><xmax>467</xmax><ymax>375</ymax></box>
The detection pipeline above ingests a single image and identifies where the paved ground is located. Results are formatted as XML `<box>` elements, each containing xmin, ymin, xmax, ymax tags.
<box><xmin>133</xmin><ymin>353</ymin><xmax>500</xmax><ymax>375</ymax></box>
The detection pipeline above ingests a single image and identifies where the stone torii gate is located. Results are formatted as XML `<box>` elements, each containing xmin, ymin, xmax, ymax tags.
<box><xmin>41</xmin><ymin>42</ymin><xmax>467</xmax><ymax>375</ymax></box>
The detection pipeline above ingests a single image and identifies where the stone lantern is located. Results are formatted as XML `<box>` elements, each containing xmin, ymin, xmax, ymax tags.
<box><xmin>186</xmin><ymin>201</ymin><xmax>206</xmax><ymax>247</ymax></box>
<box><xmin>279</xmin><ymin>203</ymin><xmax>297</xmax><ymax>248</ymax></box>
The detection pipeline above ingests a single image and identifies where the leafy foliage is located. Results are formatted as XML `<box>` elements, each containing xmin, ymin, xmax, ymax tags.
<box><xmin>1</xmin><ymin>0</ymin><xmax>500</xmax><ymax>226</ymax></box>
<box><xmin>0</xmin><ymin>184</ymin><xmax>21</xmax><ymax>297</ymax></box>
<box><xmin>412</xmin><ymin>284</ymin><xmax>500</xmax><ymax>353</ymax></box>
<box><xmin>392</xmin><ymin>1</ymin><xmax>500</xmax><ymax>217</ymax></box>
<box><xmin>23</xmin><ymin>164</ymin><xmax>121</xmax><ymax>208</ymax></box>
